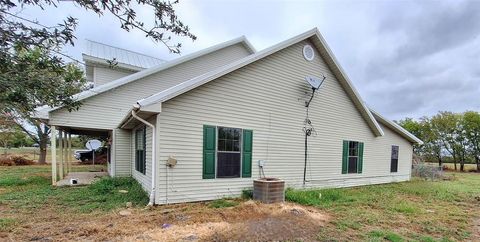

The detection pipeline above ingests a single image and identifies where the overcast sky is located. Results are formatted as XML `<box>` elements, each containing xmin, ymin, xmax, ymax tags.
<box><xmin>19</xmin><ymin>0</ymin><xmax>480</xmax><ymax>120</ymax></box>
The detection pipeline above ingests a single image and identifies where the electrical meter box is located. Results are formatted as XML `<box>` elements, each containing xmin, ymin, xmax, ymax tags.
<box><xmin>166</xmin><ymin>156</ymin><xmax>177</xmax><ymax>167</ymax></box>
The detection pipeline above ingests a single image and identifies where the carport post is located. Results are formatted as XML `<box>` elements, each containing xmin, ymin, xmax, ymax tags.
<box><xmin>58</xmin><ymin>129</ymin><xmax>63</xmax><ymax>179</ymax></box>
<box><xmin>68</xmin><ymin>133</ymin><xmax>72</xmax><ymax>173</ymax></box>
<box><xmin>51</xmin><ymin>126</ymin><xmax>57</xmax><ymax>185</ymax></box>
<box><xmin>64</xmin><ymin>132</ymin><xmax>68</xmax><ymax>176</ymax></box>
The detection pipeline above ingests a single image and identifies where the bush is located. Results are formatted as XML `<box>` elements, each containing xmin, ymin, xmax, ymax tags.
<box><xmin>10</xmin><ymin>156</ymin><xmax>34</xmax><ymax>166</ymax></box>
<box><xmin>241</xmin><ymin>189</ymin><xmax>253</xmax><ymax>199</ymax></box>
<box><xmin>412</xmin><ymin>163</ymin><xmax>444</xmax><ymax>180</ymax></box>
<box><xmin>0</xmin><ymin>156</ymin><xmax>15</xmax><ymax>166</ymax></box>
<box><xmin>0</xmin><ymin>155</ymin><xmax>34</xmax><ymax>166</ymax></box>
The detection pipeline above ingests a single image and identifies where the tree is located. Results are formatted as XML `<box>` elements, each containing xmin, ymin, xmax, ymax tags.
<box><xmin>0</xmin><ymin>115</ymin><xmax>15</xmax><ymax>154</ymax></box>
<box><xmin>463</xmin><ymin>111</ymin><xmax>480</xmax><ymax>172</ymax></box>
<box><xmin>2</xmin><ymin>47</ymin><xmax>86</xmax><ymax>164</ymax></box>
<box><xmin>419</xmin><ymin>117</ymin><xmax>443</xmax><ymax>167</ymax></box>
<box><xmin>1</xmin><ymin>0</ymin><xmax>195</xmax><ymax>163</ymax></box>
<box><xmin>430</xmin><ymin>112</ymin><xmax>458</xmax><ymax>170</ymax></box>
<box><xmin>397</xmin><ymin>118</ymin><xmax>423</xmax><ymax>154</ymax></box>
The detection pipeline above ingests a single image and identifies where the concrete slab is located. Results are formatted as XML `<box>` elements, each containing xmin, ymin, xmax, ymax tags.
<box><xmin>56</xmin><ymin>172</ymin><xmax>109</xmax><ymax>186</ymax></box>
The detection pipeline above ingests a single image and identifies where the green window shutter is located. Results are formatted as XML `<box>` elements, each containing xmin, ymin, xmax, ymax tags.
<box><xmin>242</xmin><ymin>129</ymin><xmax>253</xmax><ymax>178</ymax></box>
<box><xmin>203</xmin><ymin>125</ymin><xmax>216</xmax><ymax>179</ymax></box>
<box><xmin>342</xmin><ymin>140</ymin><xmax>348</xmax><ymax>174</ymax></box>
<box><xmin>358</xmin><ymin>142</ymin><xmax>364</xmax><ymax>173</ymax></box>
<box><xmin>142</xmin><ymin>127</ymin><xmax>146</xmax><ymax>174</ymax></box>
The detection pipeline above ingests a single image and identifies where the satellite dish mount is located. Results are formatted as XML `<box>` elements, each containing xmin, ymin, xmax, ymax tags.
<box><xmin>302</xmin><ymin>74</ymin><xmax>326</xmax><ymax>186</ymax></box>
<box><xmin>305</xmin><ymin>75</ymin><xmax>326</xmax><ymax>108</ymax></box>
<box><xmin>85</xmin><ymin>139</ymin><xmax>102</xmax><ymax>168</ymax></box>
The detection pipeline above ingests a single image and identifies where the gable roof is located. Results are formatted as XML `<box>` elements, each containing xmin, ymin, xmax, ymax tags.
<box><xmin>35</xmin><ymin>36</ymin><xmax>256</xmax><ymax>117</ymax></box>
<box><xmin>84</xmin><ymin>39</ymin><xmax>166</xmax><ymax>70</ymax></box>
<box><xmin>370</xmin><ymin>109</ymin><xmax>423</xmax><ymax>144</ymax></box>
<box><xmin>135</xmin><ymin>28</ymin><xmax>385</xmax><ymax>137</ymax></box>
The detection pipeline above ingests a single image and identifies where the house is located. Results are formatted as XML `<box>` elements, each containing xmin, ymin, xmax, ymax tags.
<box><xmin>35</xmin><ymin>28</ymin><xmax>422</xmax><ymax>205</ymax></box>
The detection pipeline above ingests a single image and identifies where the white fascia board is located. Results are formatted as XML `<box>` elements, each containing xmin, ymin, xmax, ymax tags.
<box><xmin>48</xmin><ymin>36</ymin><xmax>256</xmax><ymax>113</ymax></box>
<box><xmin>240</xmin><ymin>36</ymin><xmax>257</xmax><ymax>54</ymax></box>
<box><xmin>370</xmin><ymin>109</ymin><xmax>424</xmax><ymax>145</ymax></box>
<box><xmin>310</xmin><ymin>29</ymin><xmax>384</xmax><ymax>137</ymax></box>
<box><xmin>118</xmin><ymin>107</ymin><xmax>135</xmax><ymax>129</ymax></box>
<box><xmin>137</xmin><ymin>28</ymin><xmax>385</xmax><ymax>137</ymax></box>
<box><xmin>82</xmin><ymin>54</ymin><xmax>145</xmax><ymax>72</ymax></box>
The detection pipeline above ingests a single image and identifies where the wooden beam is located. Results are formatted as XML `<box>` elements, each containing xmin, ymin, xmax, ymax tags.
<box><xmin>58</xmin><ymin>129</ymin><xmax>63</xmax><ymax>179</ymax></box>
<box><xmin>68</xmin><ymin>133</ymin><xmax>72</xmax><ymax>173</ymax></box>
<box><xmin>64</xmin><ymin>132</ymin><xmax>68</xmax><ymax>176</ymax></box>
<box><xmin>51</xmin><ymin>126</ymin><xmax>57</xmax><ymax>185</ymax></box>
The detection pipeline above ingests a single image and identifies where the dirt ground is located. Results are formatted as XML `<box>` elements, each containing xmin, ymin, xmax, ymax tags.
<box><xmin>1</xmin><ymin>201</ymin><xmax>329</xmax><ymax>241</ymax></box>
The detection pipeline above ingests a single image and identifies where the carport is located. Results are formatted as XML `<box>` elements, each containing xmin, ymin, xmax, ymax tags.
<box><xmin>50</xmin><ymin>125</ymin><xmax>111</xmax><ymax>185</ymax></box>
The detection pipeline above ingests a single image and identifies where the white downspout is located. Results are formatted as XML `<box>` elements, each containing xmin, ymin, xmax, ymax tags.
<box><xmin>131</xmin><ymin>107</ymin><xmax>156</xmax><ymax>206</ymax></box>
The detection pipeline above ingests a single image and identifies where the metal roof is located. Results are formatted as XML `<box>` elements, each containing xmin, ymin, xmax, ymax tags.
<box><xmin>84</xmin><ymin>39</ymin><xmax>165</xmax><ymax>69</ymax></box>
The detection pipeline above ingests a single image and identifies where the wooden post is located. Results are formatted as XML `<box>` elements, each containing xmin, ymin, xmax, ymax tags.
<box><xmin>51</xmin><ymin>126</ymin><xmax>57</xmax><ymax>185</ymax></box>
<box><xmin>64</xmin><ymin>132</ymin><xmax>68</xmax><ymax>176</ymax></box>
<box><xmin>68</xmin><ymin>133</ymin><xmax>72</xmax><ymax>173</ymax></box>
<box><xmin>58</xmin><ymin>130</ymin><xmax>63</xmax><ymax>179</ymax></box>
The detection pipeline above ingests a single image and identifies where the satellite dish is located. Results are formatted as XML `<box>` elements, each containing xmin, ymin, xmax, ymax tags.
<box><xmin>85</xmin><ymin>139</ymin><xmax>102</xmax><ymax>150</ymax></box>
<box><xmin>305</xmin><ymin>76</ymin><xmax>325</xmax><ymax>90</ymax></box>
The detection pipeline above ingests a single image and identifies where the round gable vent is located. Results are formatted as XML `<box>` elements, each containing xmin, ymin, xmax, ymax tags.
<box><xmin>303</xmin><ymin>45</ymin><xmax>315</xmax><ymax>61</ymax></box>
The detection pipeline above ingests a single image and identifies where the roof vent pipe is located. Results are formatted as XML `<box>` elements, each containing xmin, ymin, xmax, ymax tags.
<box><xmin>131</xmin><ymin>109</ymin><xmax>156</xmax><ymax>206</ymax></box>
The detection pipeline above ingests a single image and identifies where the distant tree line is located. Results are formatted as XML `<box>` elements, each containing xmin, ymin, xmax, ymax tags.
<box><xmin>398</xmin><ymin>111</ymin><xmax>480</xmax><ymax>172</ymax></box>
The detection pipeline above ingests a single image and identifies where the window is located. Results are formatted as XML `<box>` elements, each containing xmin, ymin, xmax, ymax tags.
<box><xmin>348</xmin><ymin>141</ymin><xmax>359</xmax><ymax>173</ymax></box>
<box><xmin>202</xmin><ymin>125</ymin><xmax>252</xmax><ymax>179</ymax></box>
<box><xmin>391</xmin><ymin>145</ymin><xmax>399</xmax><ymax>173</ymax></box>
<box><xmin>217</xmin><ymin>127</ymin><xmax>242</xmax><ymax>178</ymax></box>
<box><xmin>135</xmin><ymin>126</ymin><xmax>146</xmax><ymax>174</ymax></box>
<box><xmin>342</xmin><ymin>140</ymin><xmax>364</xmax><ymax>174</ymax></box>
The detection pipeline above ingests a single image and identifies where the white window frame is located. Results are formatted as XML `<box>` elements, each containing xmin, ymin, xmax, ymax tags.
<box><xmin>347</xmin><ymin>141</ymin><xmax>359</xmax><ymax>174</ymax></box>
<box><xmin>215</xmin><ymin>126</ymin><xmax>243</xmax><ymax>179</ymax></box>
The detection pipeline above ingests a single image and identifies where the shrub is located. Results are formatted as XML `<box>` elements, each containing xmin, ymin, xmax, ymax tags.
<box><xmin>0</xmin><ymin>156</ymin><xmax>15</xmax><ymax>166</ymax></box>
<box><xmin>241</xmin><ymin>189</ymin><xmax>253</xmax><ymax>199</ymax></box>
<box><xmin>412</xmin><ymin>163</ymin><xmax>444</xmax><ymax>180</ymax></box>
<box><xmin>10</xmin><ymin>156</ymin><xmax>34</xmax><ymax>166</ymax></box>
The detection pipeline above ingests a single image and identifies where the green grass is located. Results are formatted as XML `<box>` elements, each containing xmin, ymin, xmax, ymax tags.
<box><xmin>0</xmin><ymin>218</ymin><xmax>18</xmax><ymax>232</ymax></box>
<box><xmin>286</xmin><ymin>174</ymin><xmax>480</xmax><ymax>241</ymax></box>
<box><xmin>0</xmin><ymin>165</ymin><xmax>148</xmax><ymax>231</ymax></box>
<box><xmin>208</xmin><ymin>198</ymin><xmax>239</xmax><ymax>208</ymax></box>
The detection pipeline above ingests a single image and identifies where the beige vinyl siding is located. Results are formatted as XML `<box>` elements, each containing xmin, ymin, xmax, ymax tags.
<box><xmin>49</xmin><ymin>43</ymin><xmax>252</xmax><ymax>130</ymax></box>
<box><xmin>131</xmin><ymin>117</ymin><xmax>155</xmax><ymax>192</ymax></box>
<box><xmin>113</xmin><ymin>128</ymin><xmax>132</xmax><ymax>176</ymax></box>
<box><xmin>94</xmin><ymin>66</ymin><xmax>136</xmax><ymax>86</ymax></box>
<box><xmin>155</xmin><ymin>39</ymin><xmax>414</xmax><ymax>204</ymax></box>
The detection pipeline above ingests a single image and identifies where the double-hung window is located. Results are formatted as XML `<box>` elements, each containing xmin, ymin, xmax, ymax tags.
<box><xmin>342</xmin><ymin>140</ymin><xmax>364</xmax><ymax>174</ymax></box>
<box><xmin>203</xmin><ymin>125</ymin><xmax>252</xmax><ymax>179</ymax></box>
<box><xmin>390</xmin><ymin>145</ymin><xmax>399</xmax><ymax>173</ymax></box>
<box><xmin>135</xmin><ymin>126</ymin><xmax>146</xmax><ymax>174</ymax></box>
<box><xmin>217</xmin><ymin>127</ymin><xmax>242</xmax><ymax>178</ymax></box>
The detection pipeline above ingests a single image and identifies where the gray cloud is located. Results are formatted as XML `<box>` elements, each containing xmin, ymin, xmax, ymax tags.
<box><xmin>359</xmin><ymin>0</ymin><xmax>480</xmax><ymax>119</ymax></box>
<box><xmin>19</xmin><ymin>0</ymin><xmax>480</xmax><ymax>121</ymax></box>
